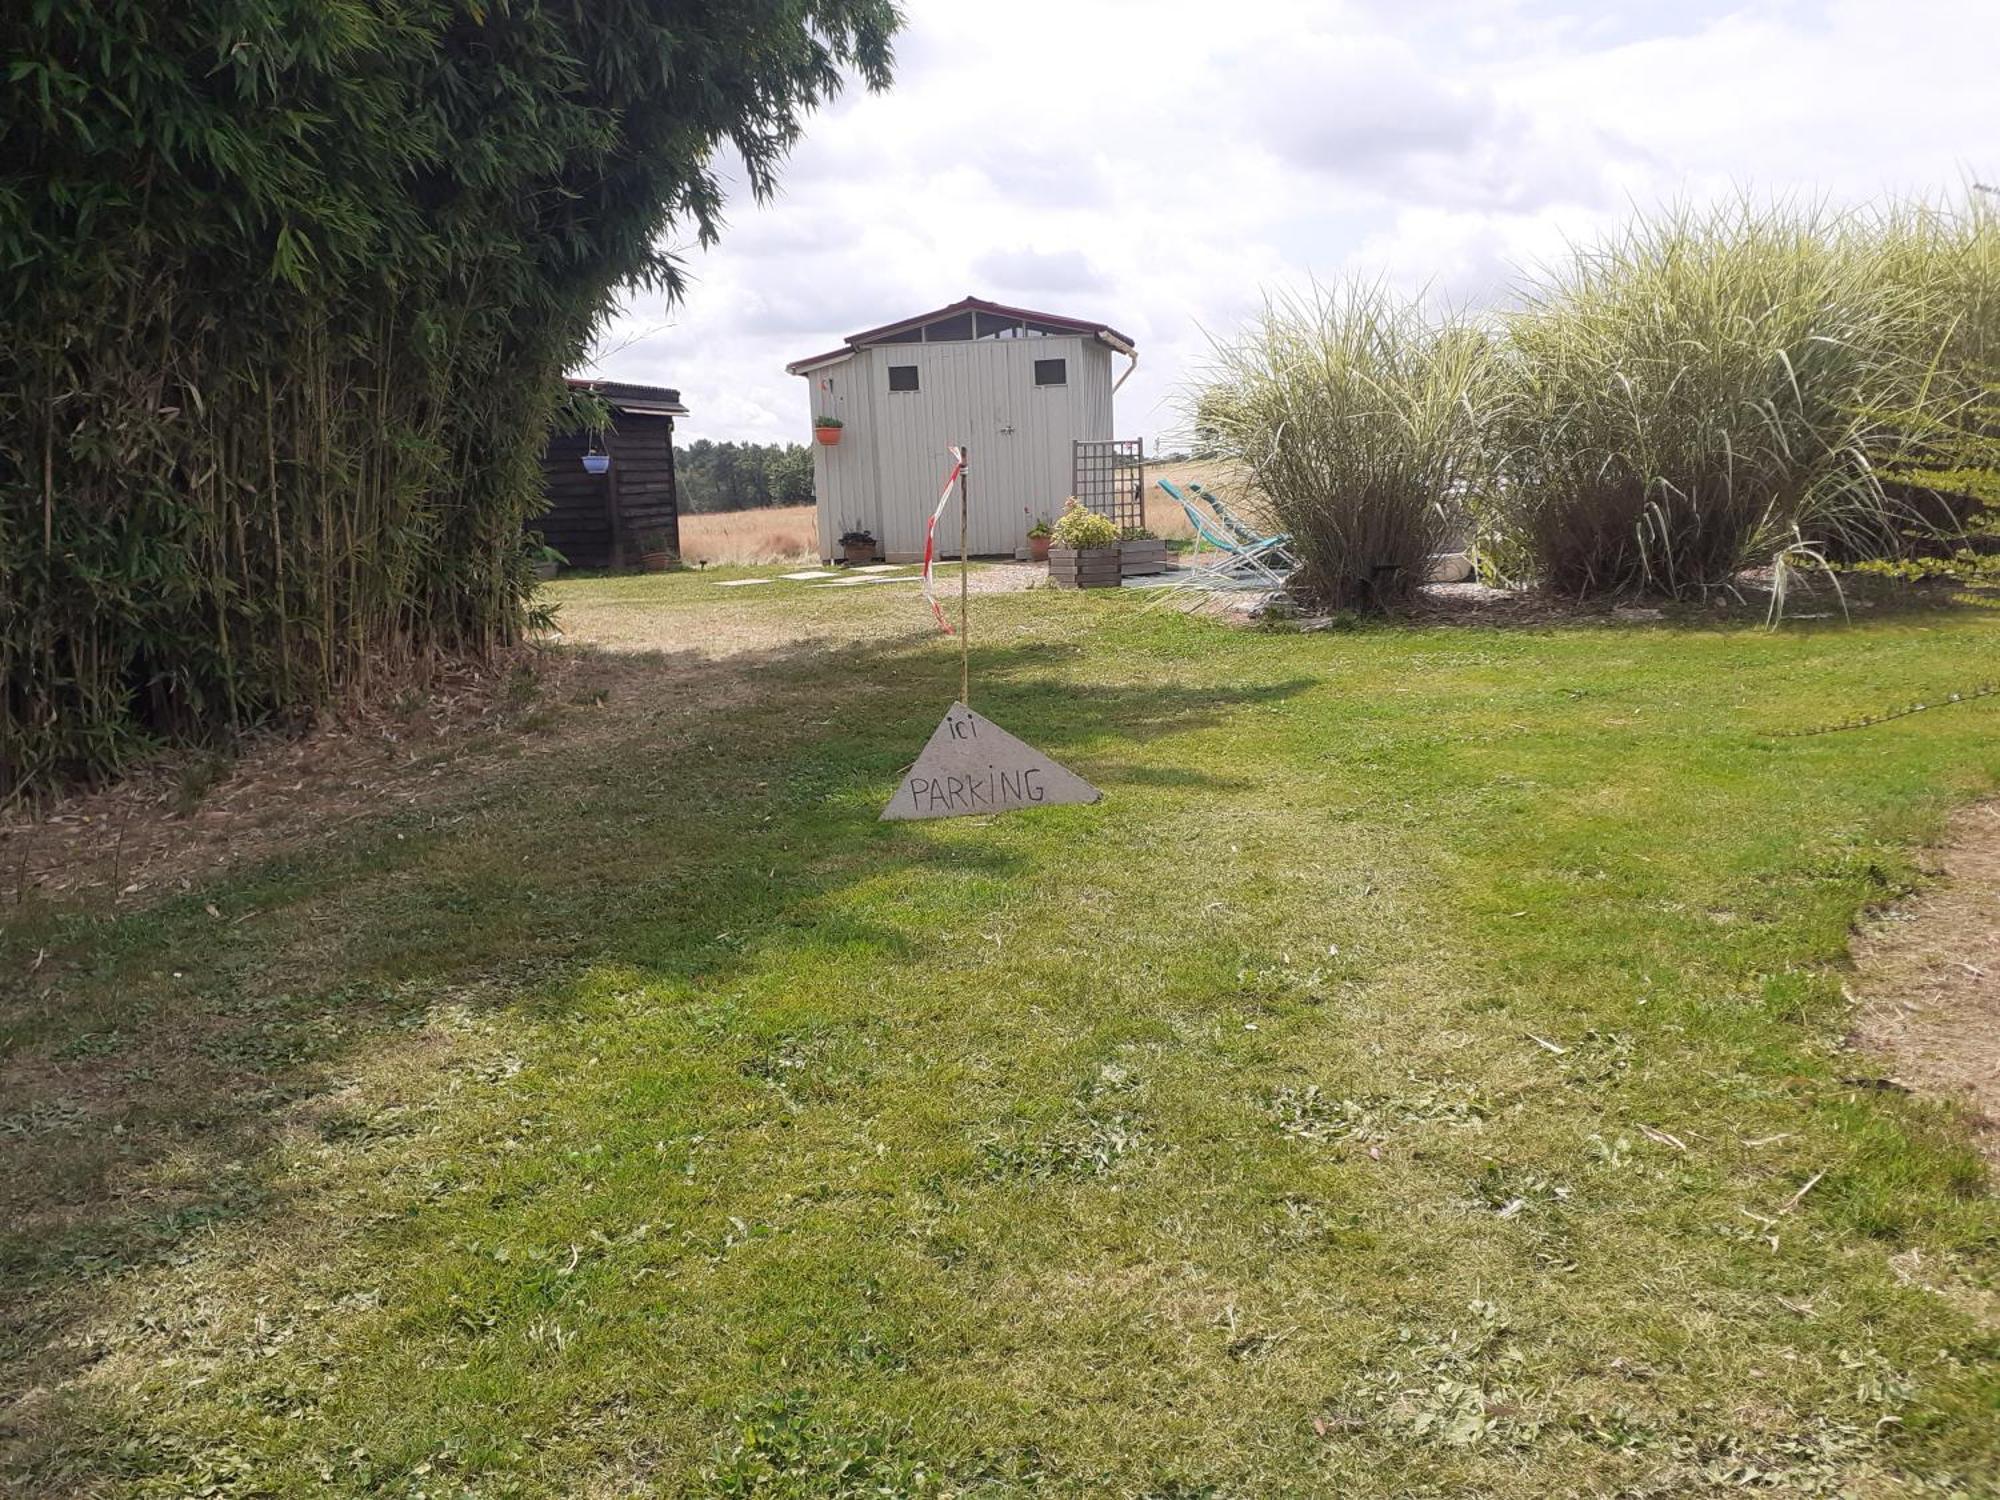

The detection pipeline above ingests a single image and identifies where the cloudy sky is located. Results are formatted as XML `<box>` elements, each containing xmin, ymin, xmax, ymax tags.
<box><xmin>583</xmin><ymin>0</ymin><xmax>1997</xmax><ymax>450</ymax></box>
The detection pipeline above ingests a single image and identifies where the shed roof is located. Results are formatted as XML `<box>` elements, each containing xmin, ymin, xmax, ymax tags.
<box><xmin>786</xmin><ymin>296</ymin><xmax>1136</xmax><ymax>376</ymax></box>
<box><xmin>564</xmin><ymin>377</ymin><xmax>688</xmax><ymax>416</ymax></box>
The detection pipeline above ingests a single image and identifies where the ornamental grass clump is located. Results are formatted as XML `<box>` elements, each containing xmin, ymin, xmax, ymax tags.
<box><xmin>1487</xmin><ymin>201</ymin><xmax>1931</xmax><ymax>597</ymax></box>
<box><xmin>1846</xmin><ymin>196</ymin><xmax>2000</xmax><ymax>560</ymax></box>
<box><xmin>1197</xmin><ymin>284</ymin><xmax>1496</xmax><ymax>610</ymax></box>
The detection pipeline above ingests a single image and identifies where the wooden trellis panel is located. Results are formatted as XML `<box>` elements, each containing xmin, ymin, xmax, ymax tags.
<box><xmin>1072</xmin><ymin>438</ymin><xmax>1146</xmax><ymax>532</ymax></box>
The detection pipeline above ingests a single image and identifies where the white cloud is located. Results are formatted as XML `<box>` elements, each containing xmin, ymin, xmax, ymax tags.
<box><xmin>583</xmin><ymin>0</ymin><xmax>2000</xmax><ymax>451</ymax></box>
<box><xmin>970</xmin><ymin>247</ymin><xmax>1113</xmax><ymax>297</ymax></box>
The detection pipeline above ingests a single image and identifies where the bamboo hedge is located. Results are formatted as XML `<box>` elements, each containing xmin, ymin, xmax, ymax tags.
<box><xmin>0</xmin><ymin>0</ymin><xmax>896</xmax><ymax>798</ymax></box>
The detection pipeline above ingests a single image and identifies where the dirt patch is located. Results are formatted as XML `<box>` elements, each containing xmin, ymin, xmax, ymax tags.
<box><xmin>1849</xmin><ymin>800</ymin><xmax>2000</xmax><ymax>1165</ymax></box>
<box><xmin>541</xmin><ymin>562</ymin><xmax>1041</xmax><ymax>655</ymax></box>
<box><xmin>0</xmin><ymin>647</ymin><xmax>608</xmax><ymax>910</ymax></box>
<box><xmin>0</xmin><ymin>565</ymin><xmax>1045</xmax><ymax>915</ymax></box>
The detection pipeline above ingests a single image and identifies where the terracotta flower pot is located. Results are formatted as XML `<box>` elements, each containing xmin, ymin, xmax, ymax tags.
<box><xmin>1028</xmin><ymin>535</ymin><xmax>1051</xmax><ymax>562</ymax></box>
<box><xmin>815</xmin><ymin>425</ymin><xmax>843</xmax><ymax>446</ymax></box>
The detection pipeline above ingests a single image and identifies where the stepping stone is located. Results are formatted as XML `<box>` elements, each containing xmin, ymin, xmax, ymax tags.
<box><xmin>810</xmin><ymin>578</ymin><xmax>876</xmax><ymax>588</ymax></box>
<box><xmin>715</xmin><ymin>578</ymin><xmax>775</xmax><ymax>588</ymax></box>
<box><xmin>852</xmin><ymin>564</ymin><xmax>906</xmax><ymax>573</ymax></box>
<box><xmin>779</xmin><ymin>570</ymin><xmax>835</xmax><ymax>580</ymax></box>
<box><xmin>854</xmin><ymin>575</ymin><xmax>923</xmax><ymax>585</ymax></box>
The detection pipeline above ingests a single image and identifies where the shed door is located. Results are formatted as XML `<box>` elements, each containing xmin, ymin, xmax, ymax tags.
<box><xmin>933</xmin><ymin>342</ymin><xmax>1029</xmax><ymax>559</ymax></box>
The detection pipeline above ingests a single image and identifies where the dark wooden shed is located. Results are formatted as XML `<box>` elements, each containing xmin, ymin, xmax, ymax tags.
<box><xmin>531</xmin><ymin>379</ymin><xmax>688</xmax><ymax>569</ymax></box>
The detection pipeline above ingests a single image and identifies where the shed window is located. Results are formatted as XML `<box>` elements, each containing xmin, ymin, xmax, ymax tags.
<box><xmin>921</xmin><ymin>312</ymin><xmax>975</xmax><ymax>342</ymax></box>
<box><xmin>1033</xmin><ymin>358</ymin><xmax>1068</xmax><ymax>387</ymax></box>
<box><xmin>887</xmin><ymin>364</ymin><xmax>919</xmax><ymax>393</ymax></box>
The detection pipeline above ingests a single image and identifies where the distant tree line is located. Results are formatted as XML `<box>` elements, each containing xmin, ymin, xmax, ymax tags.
<box><xmin>676</xmin><ymin>440</ymin><xmax>815</xmax><ymax>513</ymax></box>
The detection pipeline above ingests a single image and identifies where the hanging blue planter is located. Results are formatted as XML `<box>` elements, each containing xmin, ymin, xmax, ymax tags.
<box><xmin>581</xmin><ymin>451</ymin><xmax>611</xmax><ymax>476</ymax></box>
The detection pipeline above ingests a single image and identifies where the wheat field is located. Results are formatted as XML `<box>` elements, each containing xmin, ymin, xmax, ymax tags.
<box><xmin>675</xmin><ymin>505</ymin><xmax>819</xmax><ymax>565</ymax></box>
<box><xmin>672</xmin><ymin>460</ymin><xmax>1265</xmax><ymax>565</ymax></box>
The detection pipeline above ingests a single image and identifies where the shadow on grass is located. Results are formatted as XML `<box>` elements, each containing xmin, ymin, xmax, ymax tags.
<box><xmin>0</xmin><ymin>625</ymin><xmax>1312</xmax><ymax>1417</ymax></box>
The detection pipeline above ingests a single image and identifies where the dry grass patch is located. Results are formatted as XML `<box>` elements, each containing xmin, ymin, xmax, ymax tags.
<box><xmin>677</xmin><ymin>504</ymin><xmax>818</xmax><ymax>564</ymax></box>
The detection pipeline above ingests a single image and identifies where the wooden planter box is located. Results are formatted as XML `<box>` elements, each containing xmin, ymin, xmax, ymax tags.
<box><xmin>1118</xmin><ymin>538</ymin><xmax>1170</xmax><ymax>576</ymax></box>
<box><xmin>1048</xmin><ymin>545</ymin><xmax>1122</xmax><ymax>589</ymax></box>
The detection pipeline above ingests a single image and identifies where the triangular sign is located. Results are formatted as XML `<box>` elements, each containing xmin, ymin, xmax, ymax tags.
<box><xmin>881</xmin><ymin>703</ymin><xmax>1101</xmax><ymax>821</ymax></box>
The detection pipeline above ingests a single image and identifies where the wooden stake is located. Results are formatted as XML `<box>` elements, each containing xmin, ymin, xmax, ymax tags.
<box><xmin>959</xmin><ymin>446</ymin><xmax>970</xmax><ymax>707</ymax></box>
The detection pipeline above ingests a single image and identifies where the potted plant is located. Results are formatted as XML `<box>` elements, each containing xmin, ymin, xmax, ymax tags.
<box><xmin>1026</xmin><ymin>514</ymin><xmax>1053</xmax><ymax>563</ymax></box>
<box><xmin>814</xmin><ymin>415</ymin><xmax>845</xmax><ymax>446</ymax></box>
<box><xmin>1046</xmin><ymin>500</ymin><xmax>1121</xmax><ymax>589</ymax></box>
<box><xmin>838</xmin><ymin>526</ymin><xmax>877</xmax><ymax>565</ymax></box>
<box><xmin>636</xmin><ymin>529</ymin><xmax>678</xmax><ymax>572</ymax></box>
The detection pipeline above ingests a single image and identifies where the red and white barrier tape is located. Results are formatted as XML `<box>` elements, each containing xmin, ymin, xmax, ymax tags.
<box><xmin>920</xmin><ymin>446</ymin><xmax>966</xmax><ymax>634</ymax></box>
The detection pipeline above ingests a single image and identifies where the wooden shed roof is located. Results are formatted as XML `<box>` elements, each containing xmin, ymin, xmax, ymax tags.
<box><xmin>564</xmin><ymin>377</ymin><xmax>688</xmax><ymax>417</ymax></box>
<box><xmin>786</xmin><ymin>296</ymin><xmax>1136</xmax><ymax>375</ymax></box>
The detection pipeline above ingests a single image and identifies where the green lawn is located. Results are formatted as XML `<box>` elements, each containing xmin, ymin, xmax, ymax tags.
<box><xmin>4</xmin><ymin>578</ymin><xmax>1999</xmax><ymax>1496</ymax></box>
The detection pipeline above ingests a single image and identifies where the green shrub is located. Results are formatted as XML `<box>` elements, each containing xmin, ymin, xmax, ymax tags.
<box><xmin>1196</xmin><ymin>283</ymin><xmax>1496</xmax><ymax>609</ymax></box>
<box><xmin>0</xmin><ymin>1</ymin><xmax>897</xmax><ymax>796</ymax></box>
<box><xmin>1051</xmin><ymin>502</ymin><xmax>1119</xmax><ymax>550</ymax></box>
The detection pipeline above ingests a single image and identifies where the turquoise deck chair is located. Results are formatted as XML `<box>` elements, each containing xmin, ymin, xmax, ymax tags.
<box><xmin>1155</xmin><ymin>479</ymin><xmax>1294</xmax><ymax>590</ymax></box>
<box><xmin>1185</xmin><ymin>481</ymin><xmax>1299</xmax><ymax>571</ymax></box>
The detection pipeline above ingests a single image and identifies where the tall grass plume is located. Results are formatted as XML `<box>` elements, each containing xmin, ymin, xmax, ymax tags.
<box><xmin>1198</xmin><ymin>284</ymin><xmax>1495</xmax><ymax>610</ymax></box>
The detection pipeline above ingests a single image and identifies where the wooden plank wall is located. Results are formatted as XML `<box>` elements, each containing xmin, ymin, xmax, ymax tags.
<box><xmin>535</xmin><ymin>430</ymin><xmax>613</xmax><ymax>567</ymax></box>
<box><xmin>607</xmin><ymin>413</ymin><xmax>680</xmax><ymax>560</ymax></box>
<box><xmin>529</xmin><ymin>413</ymin><xmax>679</xmax><ymax>568</ymax></box>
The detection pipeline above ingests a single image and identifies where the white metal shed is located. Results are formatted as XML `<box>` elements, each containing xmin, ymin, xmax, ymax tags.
<box><xmin>786</xmin><ymin>297</ymin><xmax>1138</xmax><ymax>562</ymax></box>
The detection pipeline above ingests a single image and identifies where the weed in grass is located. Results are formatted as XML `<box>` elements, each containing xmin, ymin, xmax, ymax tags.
<box><xmin>167</xmin><ymin>752</ymin><xmax>232</xmax><ymax>818</ymax></box>
<box><xmin>700</xmin><ymin>1395</ymin><xmax>951</xmax><ymax>1497</ymax></box>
